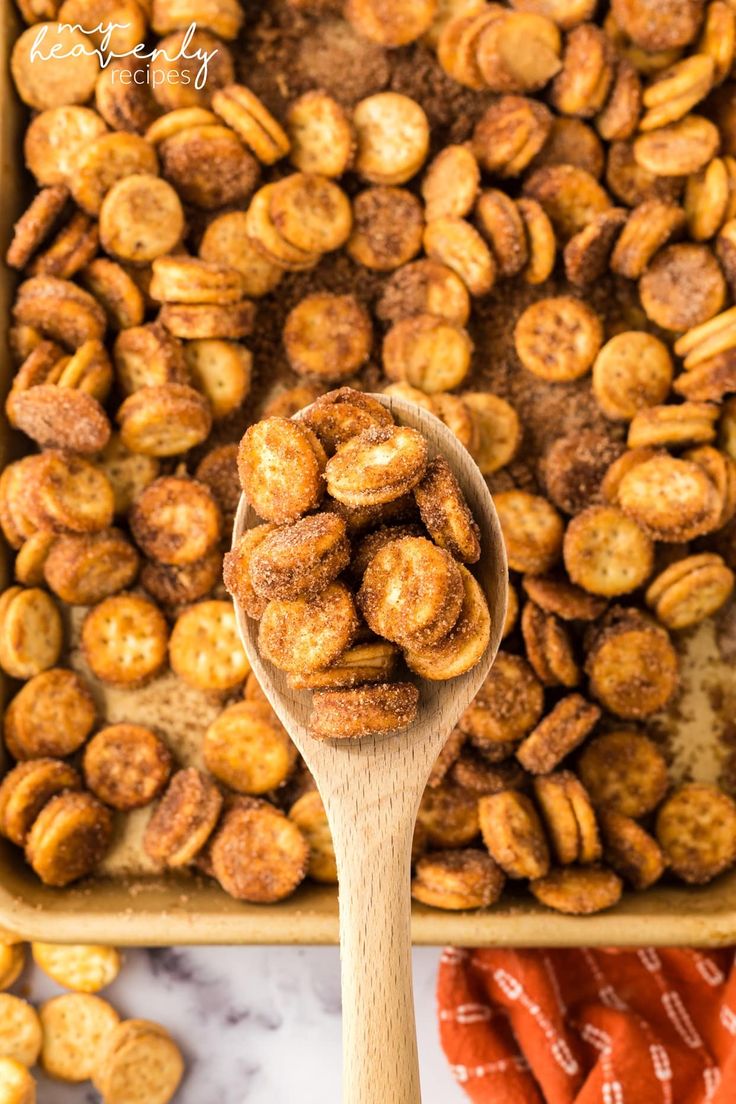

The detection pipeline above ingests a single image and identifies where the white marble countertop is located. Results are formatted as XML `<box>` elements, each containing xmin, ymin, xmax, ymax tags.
<box><xmin>24</xmin><ymin>946</ymin><xmax>465</xmax><ymax>1103</ymax></box>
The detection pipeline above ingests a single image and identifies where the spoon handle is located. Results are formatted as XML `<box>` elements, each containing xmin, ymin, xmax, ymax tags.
<box><xmin>331</xmin><ymin>808</ymin><xmax>421</xmax><ymax>1104</ymax></box>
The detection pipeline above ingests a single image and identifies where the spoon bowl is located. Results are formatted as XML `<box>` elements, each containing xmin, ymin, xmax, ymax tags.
<box><xmin>231</xmin><ymin>393</ymin><xmax>508</xmax><ymax>1104</ymax></box>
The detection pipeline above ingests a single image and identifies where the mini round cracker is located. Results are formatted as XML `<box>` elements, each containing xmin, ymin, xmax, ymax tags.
<box><xmin>437</xmin><ymin>7</ymin><xmax>499</xmax><ymax>90</ymax></box>
<box><xmin>521</xmin><ymin>600</ymin><xmax>580</xmax><ymax>688</ymax></box>
<box><xmin>204</xmin><ymin>701</ymin><xmax>297</xmax><ymax>794</ymax></box>
<box><xmin>592</xmin><ymin>331</ymin><xmax>674</xmax><ymax>420</ymax></box>
<box><xmin>195</xmin><ymin>442</ymin><xmax>240</xmax><ymax>522</ymax></box>
<box><xmin>72</xmin><ymin>133</ymin><xmax>159</xmax><ymax>217</ymax></box>
<box><xmin>412</xmin><ymin>849</ymin><xmax>505</xmax><ymax>910</ymax></box>
<box><xmin>0</xmin><ymin>995</ymin><xmax>42</xmax><ymax>1066</ymax></box>
<box><xmin>223</xmin><ymin>523</ymin><xmax>278</xmax><ymax>619</ymax></box>
<box><xmin>97</xmin><ymin>434</ymin><xmax>160</xmax><ymax>516</ymax></box>
<box><xmin>259</xmin><ymin>582</ymin><xmax>358</xmax><ymax>674</ymax></box>
<box><xmin>610</xmin><ymin>199</ymin><xmax>687</xmax><ymax>281</ymax></box>
<box><xmin>269</xmin><ymin>173</ymin><xmax>352</xmax><ymax>255</ymax></box>
<box><xmin>82</xmin><ymin>593</ymin><xmax>169</xmax><ymax>686</ymax></box>
<box><xmin>93</xmin><ymin>1018</ymin><xmax>184</xmax><ymax>1104</ymax></box>
<box><xmin>461</xmin><ymin>392</ymin><xmax>520</xmax><ymax>474</ymax></box>
<box><xmin>287</xmin><ymin>641</ymin><xmax>400</xmax><ymax>691</ymax></box>
<box><xmin>347</xmin><ymin>186</ymin><xmax>424</xmax><ymax>271</ymax></box>
<box><xmin>551</xmin><ymin>20</ymin><xmax>613</xmax><ymax>115</ymax></box>
<box><xmin>478</xmin><ymin>790</ymin><xmax>550</xmax><ymax>879</ymax></box>
<box><xmin>117</xmin><ymin>383</ymin><xmax>213</xmax><ymax>457</ymax></box>
<box><xmin>521</xmin><ymin>574</ymin><xmax>607</xmax><ymax>621</ymax></box>
<box><xmin>358</xmin><ymin>537</ymin><xmax>464</xmax><ymax>647</ymax></box>
<box><xmin>198</xmin><ymin>212</ymin><xmax>284</xmax><ymax>297</ymax></box>
<box><xmin>25</xmin><ymin>209</ymin><xmax>98</xmax><ymax>280</ymax></box>
<box><xmin>169</xmin><ymin>599</ymin><xmax>249</xmax><ymax>691</ymax></box>
<box><xmin>346</xmin><ymin>0</ymin><xmax>435</xmax><ymax>45</ymax></box>
<box><xmin>0</xmin><ymin>945</ymin><xmax>24</xmax><ymax>991</ymax></box>
<box><xmin>239</xmin><ymin>416</ymin><xmax>327</xmax><ymax>523</ymax></box>
<box><xmin>475</xmin><ymin>188</ymin><xmax>529</xmax><ymax>278</ymax></box>
<box><xmin>43</xmin><ymin>528</ymin><xmax>139</xmax><ymax>606</ymax></box>
<box><xmin>245</xmin><ymin>184</ymin><xmax>319</xmax><ymax>270</ymax></box>
<box><xmin>210</xmin><ymin>83</ymin><xmax>288</xmax><ymax>164</ymax></box>
<box><xmin>640</xmin><ymin>243</ymin><xmax>726</xmax><ymax>332</ymax></box>
<box><xmin>633</xmin><ymin>115</ymin><xmax>720</xmax><ymax>177</ymax></box>
<box><xmin>0</xmin><ymin>759</ymin><xmax>81</xmax><ymax>847</ymax></box>
<box><xmin>289</xmin><ymin>790</ymin><xmax>336</xmax><ymax>884</ymax></box>
<box><xmin>6</xmin><ymin>186</ymin><xmax>70</xmax><ymax>269</ymax></box>
<box><xmin>26</xmin><ymin>791</ymin><xmax>112</xmax><ymax>887</ymax></box>
<box><xmin>656</xmin><ymin>782</ymin><xmax>736</xmax><ymax>884</ymax></box>
<box><xmin>248</xmin><ymin>513</ymin><xmax>350</xmax><ymax>602</ymax></box>
<box><xmin>530</xmin><ymin>865</ymin><xmax>623</xmax><ymax>914</ymax></box>
<box><xmin>523</xmin><ymin>163</ymin><xmax>612</xmax><ymax>241</ymax></box>
<box><xmin>413</xmin><ymin>456</ymin><xmax>480</xmax><ymax>563</ymax></box>
<box><xmin>130</xmin><ymin>476</ymin><xmax>221</xmax><ymax>567</ymax></box>
<box><xmin>23</xmin><ymin>108</ymin><xmax>107</xmax><ymax>186</ymax></box>
<box><xmin>618</xmin><ymin>454</ymin><xmax>722</xmax><ymax>541</ymax></box>
<box><xmin>645</xmin><ymin>552</ymin><xmax>735</xmax><ymax>629</ymax></box>
<box><xmin>627</xmin><ymin>401</ymin><xmax>719</xmax><ymax>450</ymax></box>
<box><xmin>423</xmin><ymin>216</ymin><xmax>496</xmax><ymax>296</ymax></box>
<box><xmin>516</xmin><ymin>692</ymin><xmax>600</xmax><ymax>775</ymax></box>
<box><xmin>96</xmin><ymin>55</ymin><xmax>160</xmax><ymax>134</ymax></box>
<box><xmin>210</xmin><ymin>797</ymin><xmax>309</xmax><ymax>902</ymax></box>
<box><xmin>0</xmin><ymin>1056</ymin><xmax>35</xmax><ymax>1103</ymax></box>
<box><xmin>493</xmin><ymin>490</ymin><xmax>564</xmax><ymax>574</ymax></box>
<box><xmin>383</xmin><ymin>314</ymin><xmax>472</xmax><ymax>393</ymax></box>
<box><xmin>515</xmin><ymin>196</ymin><xmax>557</xmax><ymax>284</ymax></box>
<box><xmin>403</xmin><ymin>565</ymin><xmax>491</xmax><ymax>680</ymax></box>
<box><xmin>54</xmin><ymin>338</ymin><xmax>113</xmax><ymax>402</ymax></box>
<box><xmin>599</xmin><ymin>808</ymin><xmax>665</xmax><ymax>890</ymax></box>
<box><xmin>353</xmin><ymin>92</ymin><xmax>429</xmax><ymax>184</ymax></box>
<box><xmin>284</xmin><ymin>294</ymin><xmax>372</xmax><ymax>382</ymax></box>
<box><xmin>13</xmin><ymin>276</ymin><xmax>107</xmax><ymax>350</ymax></box>
<box><xmin>143</xmin><ymin>767</ymin><xmax>222</xmax><ymax>868</ymax></box>
<box><xmin>99</xmin><ymin>175</ymin><xmax>185</xmax><ymax>264</ymax></box>
<box><xmin>83</xmin><ymin>725</ymin><xmax>172</xmax><ymax>811</ymax></box>
<box><xmin>10</xmin><ymin>386</ymin><xmax>110</xmax><ymax>455</ymax></box>
<box><xmin>4</xmin><ymin>667</ymin><xmax>95</xmax><ymax>760</ymax></box>
<box><xmin>685</xmin><ymin>157</ymin><xmax>731</xmax><ymax>242</ymax></box>
<box><xmin>563</xmin><ymin>505</ymin><xmax>654</xmax><ymax>597</ymax></box>
<box><xmin>113</xmin><ymin>322</ymin><xmax>187</xmax><ymax>396</ymax></box>
<box><xmin>429</xmin><ymin>394</ymin><xmax>479</xmax><ymax>454</ymax></box>
<box><xmin>302</xmin><ymin>388</ymin><xmax>393</xmax><ymax>455</ymax></box>
<box><xmin>472</xmin><ymin>95</ymin><xmax>552</xmax><ymax>176</ymax></box>
<box><xmin>326</xmin><ymin>424</ymin><xmax>428</xmax><ymax>506</ymax></box>
<box><xmin>32</xmin><ymin>942</ymin><xmax>121</xmax><ymax>993</ymax></box>
<box><xmin>287</xmin><ymin>91</ymin><xmax>355</xmax><ymax>178</ymax></box>
<box><xmin>0</xmin><ymin>586</ymin><xmax>63</xmax><ymax>680</ymax></box>
<box><xmin>417</xmin><ymin>779</ymin><xmax>480</xmax><ymax>847</ymax></box>
<box><xmin>422</xmin><ymin>145</ymin><xmax>480</xmax><ymax>222</ymax></box>
<box><xmin>11</xmin><ymin>23</ymin><xmax>99</xmax><ymax>110</ymax></box>
<box><xmin>40</xmin><ymin>993</ymin><xmax>119</xmax><ymax>1082</ymax></box>
<box><xmin>376</xmin><ymin>259</ymin><xmax>471</xmax><ymax>327</ymax></box>
<box><xmin>480</xmin><ymin>10</ymin><xmax>563</xmax><ymax>93</ymax></box>
<box><xmin>149</xmin><ymin>256</ymin><xmax>247</xmax><ymax>305</ymax></box>
<box><xmin>577</xmin><ymin>729</ymin><xmax>669</xmax><ymax>818</ymax></box>
<box><xmin>596</xmin><ymin>57</ymin><xmax>643</xmax><ymax>141</ymax></box>
<box><xmin>585</xmin><ymin>611</ymin><xmax>679</xmax><ymax>718</ymax></box>
<box><xmin>141</xmin><ymin>551</ymin><xmax>222</xmax><ymax>608</ymax></box>
<box><xmin>542</xmin><ymin>430</ymin><xmax>623</xmax><ymax>515</ymax></box>
<box><xmin>310</xmin><ymin>682</ymin><xmax>420</xmax><ymax>740</ymax></box>
<box><xmin>514</xmin><ymin>295</ymin><xmax>603</xmax><ymax>382</ymax></box>
<box><xmin>459</xmin><ymin>651</ymin><xmax>544</xmax><ymax>746</ymax></box>
<box><xmin>563</xmin><ymin>207</ymin><xmax>628</xmax><ymax>286</ymax></box>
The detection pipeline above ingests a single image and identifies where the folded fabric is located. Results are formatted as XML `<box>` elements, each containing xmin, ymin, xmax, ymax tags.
<box><xmin>438</xmin><ymin>947</ymin><xmax>736</xmax><ymax>1103</ymax></box>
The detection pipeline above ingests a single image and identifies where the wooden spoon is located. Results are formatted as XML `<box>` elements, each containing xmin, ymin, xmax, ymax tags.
<box><xmin>232</xmin><ymin>394</ymin><xmax>508</xmax><ymax>1104</ymax></box>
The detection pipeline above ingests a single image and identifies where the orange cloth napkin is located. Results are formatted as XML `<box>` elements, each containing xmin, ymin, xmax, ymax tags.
<box><xmin>438</xmin><ymin>947</ymin><xmax>736</xmax><ymax>1103</ymax></box>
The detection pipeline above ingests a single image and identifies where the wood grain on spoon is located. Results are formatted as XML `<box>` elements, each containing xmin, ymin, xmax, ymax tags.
<box><xmin>231</xmin><ymin>393</ymin><xmax>508</xmax><ymax>1104</ymax></box>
